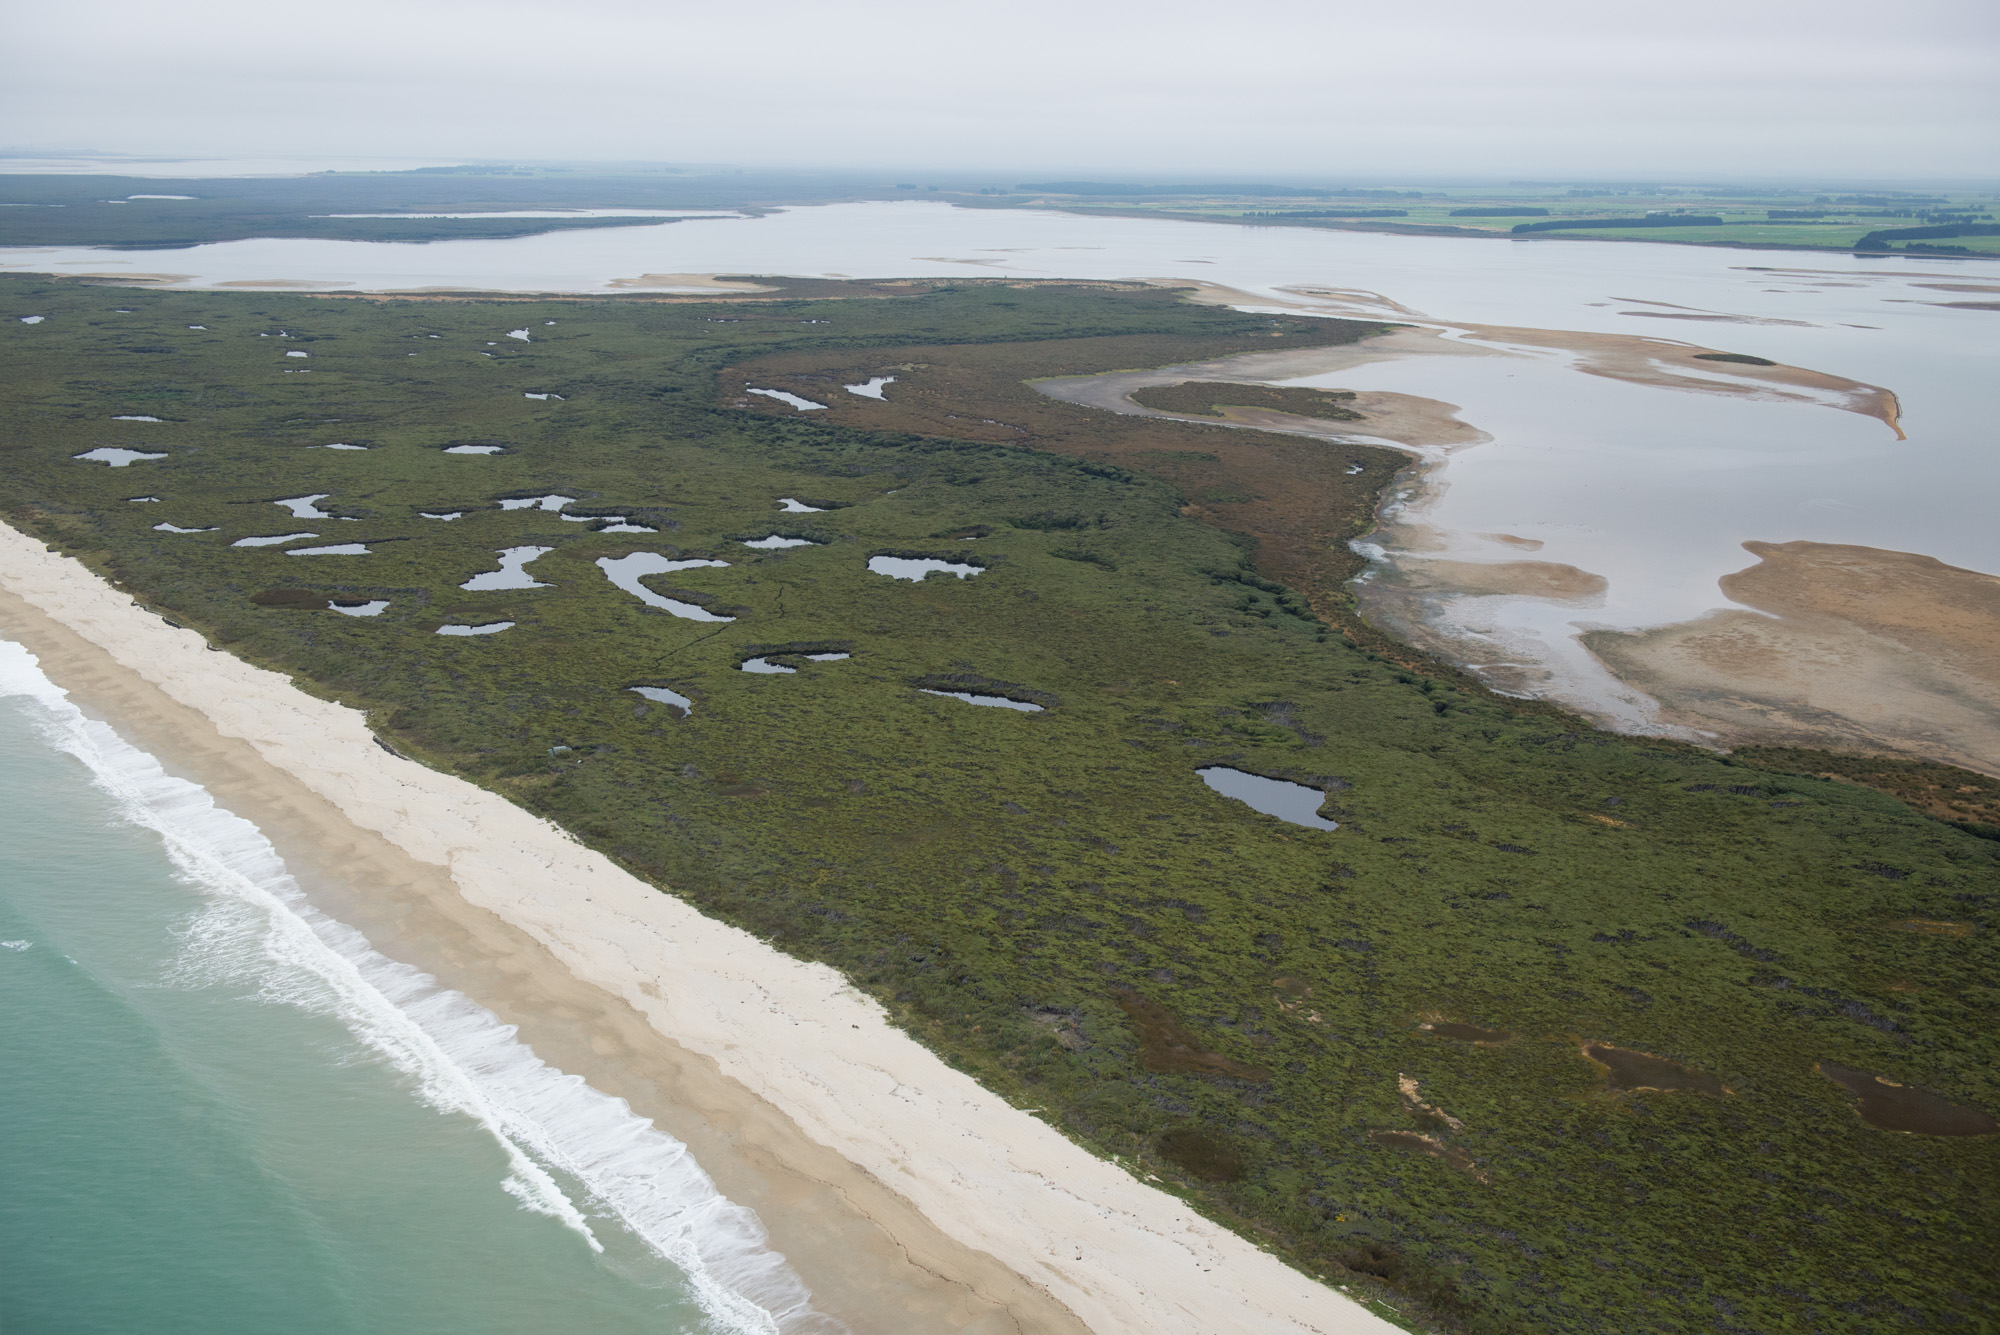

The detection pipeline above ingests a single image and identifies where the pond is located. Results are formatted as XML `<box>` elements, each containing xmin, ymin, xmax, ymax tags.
<box><xmin>844</xmin><ymin>376</ymin><xmax>896</xmax><ymax>400</ymax></box>
<box><xmin>274</xmin><ymin>493</ymin><xmax>333</xmax><ymax>519</ymax></box>
<box><xmin>330</xmin><ymin>600</ymin><xmax>390</xmax><ymax>617</ymax></box>
<box><xmin>746</xmin><ymin>388</ymin><xmax>827</xmax><ymax>412</ymax></box>
<box><xmin>868</xmin><ymin>556</ymin><xmax>983</xmax><ymax>581</ymax></box>
<box><xmin>742</xmin><ymin>535</ymin><xmax>818</xmax><ymax>549</ymax></box>
<box><xmin>1582</xmin><ymin>1044</ymin><xmax>1724</xmax><ymax>1095</ymax></box>
<box><xmin>595</xmin><ymin>553</ymin><xmax>734</xmax><ymax>622</ymax></box>
<box><xmin>288</xmin><ymin>544</ymin><xmax>372</xmax><ymax>556</ymax></box>
<box><xmin>918</xmin><ymin>689</ymin><xmax>1042</xmax><ymax>713</ymax></box>
<box><xmin>233</xmin><ymin>532</ymin><xmax>317</xmax><ymax>547</ymax></box>
<box><xmin>443</xmin><ymin>444</ymin><xmax>503</xmax><ymax>455</ymax></box>
<box><xmin>499</xmin><ymin>495</ymin><xmax>574</xmax><ymax>512</ymax></box>
<box><xmin>776</xmin><ymin>498</ymin><xmax>825</xmax><ymax>513</ymax></box>
<box><xmin>461</xmin><ymin>546</ymin><xmax>552</xmax><ymax>591</ymax></box>
<box><xmin>153</xmin><ymin>523</ymin><xmax>214</xmax><ymax>534</ymax></box>
<box><xmin>1196</xmin><ymin>766</ymin><xmax>1337</xmax><ymax>831</ymax></box>
<box><xmin>628</xmin><ymin>685</ymin><xmax>693</xmax><ymax>715</ymax></box>
<box><xmin>74</xmin><ymin>447</ymin><xmax>166</xmax><ymax>467</ymax></box>
<box><xmin>436</xmin><ymin>622</ymin><xmax>514</xmax><ymax>636</ymax></box>
<box><xmin>1819</xmin><ymin>1063</ymin><xmax>1997</xmax><ymax>1136</ymax></box>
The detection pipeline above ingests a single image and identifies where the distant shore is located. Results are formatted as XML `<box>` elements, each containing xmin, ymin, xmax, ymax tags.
<box><xmin>0</xmin><ymin>520</ymin><xmax>1396</xmax><ymax>1335</ymax></box>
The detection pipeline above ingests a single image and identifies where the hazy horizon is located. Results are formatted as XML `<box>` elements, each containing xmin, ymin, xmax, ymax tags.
<box><xmin>3</xmin><ymin>0</ymin><xmax>1993</xmax><ymax>182</ymax></box>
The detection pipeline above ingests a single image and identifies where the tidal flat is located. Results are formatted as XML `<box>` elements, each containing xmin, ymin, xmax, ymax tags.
<box><xmin>0</xmin><ymin>274</ymin><xmax>1994</xmax><ymax>1335</ymax></box>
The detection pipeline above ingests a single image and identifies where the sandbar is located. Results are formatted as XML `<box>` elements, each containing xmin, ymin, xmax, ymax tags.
<box><xmin>1585</xmin><ymin>541</ymin><xmax>2000</xmax><ymax>776</ymax></box>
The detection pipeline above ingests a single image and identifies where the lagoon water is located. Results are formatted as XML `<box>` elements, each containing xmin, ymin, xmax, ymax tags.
<box><xmin>0</xmin><ymin>642</ymin><xmax>810</xmax><ymax>1334</ymax></box>
<box><xmin>8</xmin><ymin>200</ymin><xmax>1993</xmax><ymax>727</ymax></box>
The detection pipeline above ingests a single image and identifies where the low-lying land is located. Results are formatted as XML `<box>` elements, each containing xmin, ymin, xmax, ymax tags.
<box><xmin>1</xmin><ymin>275</ymin><xmax>1994</xmax><ymax>1334</ymax></box>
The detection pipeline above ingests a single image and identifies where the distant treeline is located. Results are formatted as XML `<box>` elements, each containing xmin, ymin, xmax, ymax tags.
<box><xmin>1512</xmin><ymin>215</ymin><xmax>1724</xmax><ymax>233</ymax></box>
<box><xmin>1860</xmin><ymin>223</ymin><xmax>2000</xmax><ymax>242</ymax></box>
<box><xmin>1856</xmin><ymin>222</ymin><xmax>2000</xmax><ymax>250</ymax></box>
<box><xmin>1244</xmin><ymin>209</ymin><xmax>1409</xmax><ymax>219</ymax></box>
<box><xmin>1016</xmin><ymin>182</ymin><xmax>1424</xmax><ymax>199</ymax></box>
<box><xmin>1448</xmin><ymin>206</ymin><xmax>1548</xmax><ymax>217</ymax></box>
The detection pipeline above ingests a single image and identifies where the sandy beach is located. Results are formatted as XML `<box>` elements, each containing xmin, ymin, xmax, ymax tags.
<box><xmin>0</xmin><ymin>518</ymin><xmax>1395</xmax><ymax>1335</ymax></box>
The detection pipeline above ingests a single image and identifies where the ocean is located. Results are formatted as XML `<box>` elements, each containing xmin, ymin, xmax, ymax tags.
<box><xmin>0</xmin><ymin>639</ymin><xmax>814</xmax><ymax>1334</ymax></box>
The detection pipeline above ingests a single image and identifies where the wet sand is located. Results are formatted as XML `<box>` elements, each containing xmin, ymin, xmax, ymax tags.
<box><xmin>0</xmin><ymin>522</ymin><xmax>1395</xmax><ymax>1335</ymax></box>
<box><xmin>1586</xmin><ymin>542</ymin><xmax>2000</xmax><ymax>776</ymax></box>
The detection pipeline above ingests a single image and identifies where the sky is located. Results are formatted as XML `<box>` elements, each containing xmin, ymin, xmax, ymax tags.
<box><xmin>3</xmin><ymin>0</ymin><xmax>1995</xmax><ymax>181</ymax></box>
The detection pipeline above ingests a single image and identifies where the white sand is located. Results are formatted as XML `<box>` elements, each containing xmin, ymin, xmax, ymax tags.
<box><xmin>0</xmin><ymin>519</ymin><xmax>1394</xmax><ymax>1335</ymax></box>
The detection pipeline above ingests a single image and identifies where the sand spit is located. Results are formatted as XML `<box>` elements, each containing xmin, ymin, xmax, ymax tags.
<box><xmin>1032</xmin><ymin>323</ymin><xmax>1489</xmax><ymax>454</ymax></box>
<box><xmin>608</xmin><ymin>273</ymin><xmax>782</xmax><ymax>292</ymax></box>
<box><xmin>0</xmin><ymin>520</ymin><xmax>1392</xmax><ymax>1335</ymax></box>
<box><xmin>1586</xmin><ymin>541</ymin><xmax>2000</xmax><ymax>776</ymax></box>
<box><xmin>1150</xmin><ymin>278</ymin><xmax>1903</xmax><ymax>439</ymax></box>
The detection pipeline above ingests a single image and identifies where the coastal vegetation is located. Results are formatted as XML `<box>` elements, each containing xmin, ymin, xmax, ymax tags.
<box><xmin>2</xmin><ymin>275</ymin><xmax>1994</xmax><ymax>1334</ymax></box>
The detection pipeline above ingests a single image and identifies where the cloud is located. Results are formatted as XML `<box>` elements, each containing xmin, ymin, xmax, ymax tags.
<box><xmin>3</xmin><ymin>0</ymin><xmax>1994</xmax><ymax>177</ymax></box>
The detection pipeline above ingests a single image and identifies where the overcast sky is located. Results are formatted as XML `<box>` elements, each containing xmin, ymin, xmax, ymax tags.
<box><xmin>4</xmin><ymin>0</ymin><xmax>1994</xmax><ymax>181</ymax></box>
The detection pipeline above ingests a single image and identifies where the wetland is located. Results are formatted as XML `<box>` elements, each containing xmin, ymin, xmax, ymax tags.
<box><xmin>1</xmin><ymin>271</ymin><xmax>1994</xmax><ymax>1335</ymax></box>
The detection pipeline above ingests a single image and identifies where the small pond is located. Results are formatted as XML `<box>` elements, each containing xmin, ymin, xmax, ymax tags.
<box><xmin>444</xmin><ymin>444</ymin><xmax>503</xmax><ymax>455</ymax></box>
<box><xmin>75</xmin><ymin>448</ymin><xmax>166</xmax><ymax>467</ymax></box>
<box><xmin>777</xmin><ymin>498</ymin><xmax>826</xmax><ymax>513</ymax></box>
<box><xmin>319</xmin><ymin>443</ymin><xmax>368</xmax><ymax>451</ymax></box>
<box><xmin>275</xmin><ymin>493</ymin><xmax>332</xmax><ymax>519</ymax></box>
<box><xmin>919</xmin><ymin>689</ymin><xmax>1042</xmax><ymax>713</ymax></box>
<box><xmin>499</xmin><ymin>494</ymin><xmax>573</xmax><ymax>512</ymax></box>
<box><xmin>868</xmin><ymin>556</ymin><xmax>984</xmax><ymax>581</ymax></box>
<box><xmin>152</xmin><ymin>523</ymin><xmax>213</xmax><ymax>534</ymax></box>
<box><xmin>844</xmin><ymin>376</ymin><xmax>895</xmax><ymax>400</ymax></box>
<box><xmin>437</xmin><ymin>622</ymin><xmax>514</xmax><ymax>636</ymax></box>
<box><xmin>233</xmin><ymin>532</ymin><xmax>318</xmax><ymax>547</ymax></box>
<box><xmin>595</xmin><ymin>553</ymin><xmax>734</xmax><ymax>622</ymax></box>
<box><xmin>629</xmin><ymin>685</ymin><xmax>692</xmax><ymax>715</ymax></box>
<box><xmin>740</xmin><ymin>657</ymin><xmax>795</xmax><ymax>675</ymax></box>
<box><xmin>330</xmin><ymin>600</ymin><xmax>390</xmax><ymax>617</ymax></box>
<box><xmin>113</xmin><ymin>414</ymin><xmax>164</xmax><ymax>422</ymax></box>
<box><xmin>419</xmin><ymin>511</ymin><xmax>465</xmax><ymax>521</ymax></box>
<box><xmin>1583</xmin><ymin>1044</ymin><xmax>1724</xmax><ymax>1095</ymax></box>
<box><xmin>1197</xmin><ymin>766</ymin><xmax>1337</xmax><ymax>831</ymax></box>
<box><xmin>742</xmin><ymin>535</ymin><xmax>818</xmax><ymax>549</ymax></box>
<box><xmin>288</xmin><ymin>544</ymin><xmax>371</xmax><ymax>556</ymax></box>
<box><xmin>747</xmin><ymin>388</ymin><xmax>828</xmax><ymax>411</ymax></box>
<box><xmin>461</xmin><ymin>545</ymin><xmax>552</xmax><ymax>591</ymax></box>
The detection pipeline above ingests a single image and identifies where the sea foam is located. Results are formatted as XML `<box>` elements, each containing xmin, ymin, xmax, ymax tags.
<box><xmin>0</xmin><ymin>638</ymin><xmax>838</xmax><ymax>1335</ymax></box>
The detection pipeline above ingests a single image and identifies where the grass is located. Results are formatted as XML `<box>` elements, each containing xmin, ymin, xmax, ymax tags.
<box><xmin>2</xmin><ymin>274</ymin><xmax>1995</xmax><ymax>1334</ymax></box>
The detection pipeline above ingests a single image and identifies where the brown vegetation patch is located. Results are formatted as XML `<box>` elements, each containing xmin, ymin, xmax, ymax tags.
<box><xmin>1156</xmin><ymin>1128</ymin><xmax>1245</xmax><ymax>1182</ymax></box>
<box><xmin>1582</xmin><ymin>1043</ymin><xmax>1725</xmax><ymax>1095</ymax></box>
<box><xmin>1818</xmin><ymin>1063</ymin><xmax>1998</xmax><ymax>1136</ymax></box>
<box><xmin>1128</xmin><ymin>381</ymin><xmax>1364</xmax><ymax>421</ymax></box>
<box><xmin>1420</xmin><ymin>1021</ymin><xmax>1513</xmax><ymax>1044</ymax></box>
<box><xmin>724</xmin><ymin>302</ymin><xmax>1405</xmax><ymax>634</ymax></box>
<box><xmin>1112</xmin><ymin>988</ymin><xmax>1270</xmax><ymax>1081</ymax></box>
<box><xmin>1735</xmin><ymin>746</ymin><xmax>2000</xmax><ymax>831</ymax></box>
<box><xmin>1367</xmin><ymin>1130</ymin><xmax>1486</xmax><ymax>1180</ymax></box>
<box><xmin>1885</xmin><ymin>918</ymin><xmax>1976</xmax><ymax>938</ymax></box>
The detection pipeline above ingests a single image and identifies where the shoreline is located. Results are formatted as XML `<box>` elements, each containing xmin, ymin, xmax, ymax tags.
<box><xmin>0</xmin><ymin>520</ymin><xmax>1395</xmax><ymax>1335</ymax></box>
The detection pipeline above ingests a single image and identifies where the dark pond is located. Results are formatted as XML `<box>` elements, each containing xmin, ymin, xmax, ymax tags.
<box><xmin>1156</xmin><ymin>1128</ymin><xmax>1243</xmax><ymax>1182</ymax></box>
<box><xmin>1819</xmin><ymin>1063</ymin><xmax>1998</xmax><ymax>1136</ymax></box>
<box><xmin>1583</xmin><ymin>1043</ymin><xmax>1724</xmax><ymax>1095</ymax></box>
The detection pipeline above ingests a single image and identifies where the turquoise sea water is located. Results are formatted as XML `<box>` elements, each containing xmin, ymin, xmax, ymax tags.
<box><xmin>0</xmin><ymin>641</ymin><xmax>820</xmax><ymax>1334</ymax></box>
